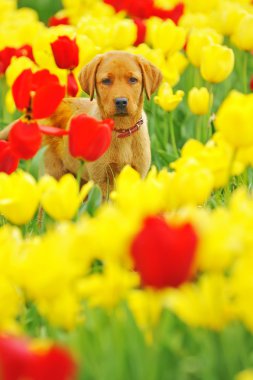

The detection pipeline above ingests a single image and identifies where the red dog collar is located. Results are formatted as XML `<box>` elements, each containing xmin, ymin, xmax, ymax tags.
<box><xmin>114</xmin><ymin>118</ymin><xmax>144</xmax><ymax>138</ymax></box>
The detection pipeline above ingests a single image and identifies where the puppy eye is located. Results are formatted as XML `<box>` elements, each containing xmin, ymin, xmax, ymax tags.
<box><xmin>102</xmin><ymin>78</ymin><xmax>112</xmax><ymax>85</ymax></box>
<box><xmin>129</xmin><ymin>77</ymin><xmax>138</xmax><ymax>84</ymax></box>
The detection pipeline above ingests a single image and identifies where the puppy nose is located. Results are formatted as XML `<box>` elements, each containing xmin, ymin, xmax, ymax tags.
<box><xmin>115</xmin><ymin>97</ymin><xmax>128</xmax><ymax>109</ymax></box>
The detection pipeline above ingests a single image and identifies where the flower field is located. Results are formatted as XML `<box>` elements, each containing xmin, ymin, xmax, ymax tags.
<box><xmin>0</xmin><ymin>0</ymin><xmax>253</xmax><ymax>379</ymax></box>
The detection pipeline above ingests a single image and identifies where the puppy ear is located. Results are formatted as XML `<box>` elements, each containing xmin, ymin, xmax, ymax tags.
<box><xmin>78</xmin><ymin>55</ymin><xmax>103</xmax><ymax>100</ymax></box>
<box><xmin>136</xmin><ymin>55</ymin><xmax>163</xmax><ymax>100</ymax></box>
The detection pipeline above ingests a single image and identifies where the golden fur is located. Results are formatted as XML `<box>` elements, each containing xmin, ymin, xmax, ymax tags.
<box><xmin>0</xmin><ymin>51</ymin><xmax>162</xmax><ymax>196</ymax></box>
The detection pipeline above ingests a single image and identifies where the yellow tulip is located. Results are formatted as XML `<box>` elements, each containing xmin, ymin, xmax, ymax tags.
<box><xmin>200</xmin><ymin>43</ymin><xmax>234</xmax><ymax>83</ymax></box>
<box><xmin>154</xmin><ymin>82</ymin><xmax>184</xmax><ymax>112</ymax></box>
<box><xmin>179</xmin><ymin>13</ymin><xmax>210</xmax><ymax>32</ymax></box>
<box><xmin>236</xmin><ymin>370</ymin><xmax>253</xmax><ymax>380</ymax></box>
<box><xmin>112</xmin><ymin>19</ymin><xmax>137</xmax><ymax>49</ymax></box>
<box><xmin>145</xmin><ymin>17</ymin><xmax>163</xmax><ymax>46</ymax></box>
<box><xmin>186</xmin><ymin>29</ymin><xmax>223</xmax><ymax>67</ymax></box>
<box><xmin>168</xmin><ymin>273</ymin><xmax>234</xmax><ymax>330</ymax></box>
<box><xmin>188</xmin><ymin>87</ymin><xmax>213</xmax><ymax>115</ymax></box>
<box><xmin>173</xmin><ymin>160</ymin><xmax>214</xmax><ymax>206</ymax></box>
<box><xmin>184</xmin><ymin>0</ymin><xmax>220</xmax><ymax>14</ymax></box>
<box><xmin>215</xmin><ymin>91</ymin><xmax>253</xmax><ymax>147</ymax></box>
<box><xmin>39</xmin><ymin>174</ymin><xmax>93</xmax><ymax>221</ymax></box>
<box><xmin>0</xmin><ymin>171</ymin><xmax>40</xmax><ymax>225</ymax></box>
<box><xmin>210</xmin><ymin>3</ymin><xmax>247</xmax><ymax>36</ymax></box>
<box><xmin>150</xmin><ymin>19</ymin><xmax>186</xmax><ymax>55</ymax></box>
<box><xmin>231</xmin><ymin>14</ymin><xmax>253</xmax><ymax>51</ymax></box>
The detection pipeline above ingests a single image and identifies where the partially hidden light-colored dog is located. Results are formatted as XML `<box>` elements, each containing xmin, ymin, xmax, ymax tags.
<box><xmin>1</xmin><ymin>51</ymin><xmax>162</xmax><ymax>196</ymax></box>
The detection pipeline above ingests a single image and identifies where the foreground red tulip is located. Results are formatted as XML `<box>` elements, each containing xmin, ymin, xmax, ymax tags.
<box><xmin>8</xmin><ymin>120</ymin><xmax>70</xmax><ymax>160</ymax></box>
<box><xmin>0</xmin><ymin>140</ymin><xmax>19</xmax><ymax>174</ymax></box>
<box><xmin>0</xmin><ymin>335</ymin><xmax>77</xmax><ymax>380</ymax></box>
<box><xmin>27</xmin><ymin>345</ymin><xmax>77</xmax><ymax>380</ymax></box>
<box><xmin>0</xmin><ymin>335</ymin><xmax>32</xmax><ymax>380</ymax></box>
<box><xmin>9</xmin><ymin>120</ymin><xmax>42</xmax><ymax>160</ymax></box>
<box><xmin>131</xmin><ymin>216</ymin><xmax>198</xmax><ymax>289</ymax></box>
<box><xmin>69</xmin><ymin>114</ymin><xmax>114</xmax><ymax>161</ymax></box>
<box><xmin>51</xmin><ymin>36</ymin><xmax>79</xmax><ymax>70</ymax></box>
<box><xmin>12</xmin><ymin>69</ymin><xmax>65</xmax><ymax>119</ymax></box>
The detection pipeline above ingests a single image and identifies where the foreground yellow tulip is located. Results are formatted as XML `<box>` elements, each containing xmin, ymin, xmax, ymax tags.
<box><xmin>215</xmin><ymin>91</ymin><xmax>253</xmax><ymax>148</ymax></box>
<box><xmin>39</xmin><ymin>174</ymin><xmax>93</xmax><ymax>221</ymax></box>
<box><xmin>200</xmin><ymin>43</ymin><xmax>234</xmax><ymax>83</ymax></box>
<box><xmin>188</xmin><ymin>87</ymin><xmax>213</xmax><ymax>115</ymax></box>
<box><xmin>236</xmin><ymin>370</ymin><xmax>253</xmax><ymax>380</ymax></box>
<box><xmin>154</xmin><ymin>82</ymin><xmax>184</xmax><ymax>112</ymax></box>
<box><xmin>0</xmin><ymin>171</ymin><xmax>40</xmax><ymax>225</ymax></box>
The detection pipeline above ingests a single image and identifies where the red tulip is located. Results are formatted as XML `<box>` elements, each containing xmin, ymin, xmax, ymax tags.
<box><xmin>27</xmin><ymin>345</ymin><xmax>77</xmax><ymax>380</ymax></box>
<box><xmin>133</xmin><ymin>18</ymin><xmax>147</xmax><ymax>46</ymax></box>
<box><xmin>103</xmin><ymin>0</ymin><xmax>184</xmax><ymax>22</ymax></box>
<box><xmin>0</xmin><ymin>45</ymin><xmax>35</xmax><ymax>76</ymax></box>
<box><xmin>152</xmin><ymin>3</ymin><xmax>184</xmax><ymax>23</ymax></box>
<box><xmin>9</xmin><ymin>120</ymin><xmax>42</xmax><ymax>160</ymax></box>
<box><xmin>250</xmin><ymin>76</ymin><xmax>253</xmax><ymax>91</ymax></box>
<box><xmin>131</xmin><ymin>216</ymin><xmax>198</xmax><ymax>289</ymax></box>
<box><xmin>69</xmin><ymin>114</ymin><xmax>114</xmax><ymax>161</ymax></box>
<box><xmin>0</xmin><ymin>47</ymin><xmax>17</xmax><ymax>75</ymax></box>
<box><xmin>38</xmin><ymin>125</ymin><xmax>69</xmax><ymax>136</ymax></box>
<box><xmin>48</xmin><ymin>15</ymin><xmax>70</xmax><ymax>27</ymax></box>
<box><xmin>67</xmin><ymin>71</ymin><xmax>79</xmax><ymax>97</ymax></box>
<box><xmin>15</xmin><ymin>45</ymin><xmax>35</xmax><ymax>63</ymax></box>
<box><xmin>8</xmin><ymin>119</ymin><xmax>70</xmax><ymax>160</ymax></box>
<box><xmin>12</xmin><ymin>69</ymin><xmax>65</xmax><ymax>119</ymax></box>
<box><xmin>51</xmin><ymin>36</ymin><xmax>79</xmax><ymax>70</ymax></box>
<box><xmin>0</xmin><ymin>140</ymin><xmax>19</xmax><ymax>174</ymax></box>
<box><xmin>0</xmin><ymin>335</ymin><xmax>77</xmax><ymax>380</ymax></box>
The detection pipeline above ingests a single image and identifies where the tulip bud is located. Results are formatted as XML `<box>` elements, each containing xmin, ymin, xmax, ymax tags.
<box><xmin>188</xmin><ymin>87</ymin><xmax>212</xmax><ymax>115</ymax></box>
<box><xmin>51</xmin><ymin>36</ymin><xmax>79</xmax><ymax>70</ymax></box>
<box><xmin>200</xmin><ymin>43</ymin><xmax>234</xmax><ymax>83</ymax></box>
<box><xmin>154</xmin><ymin>82</ymin><xmax>184</xmax><ymax>112</ymax></box>
<box><xmin>69</xmin><ymin>114</ymin><xmax>114</xmax><ymax>161</ymax></box>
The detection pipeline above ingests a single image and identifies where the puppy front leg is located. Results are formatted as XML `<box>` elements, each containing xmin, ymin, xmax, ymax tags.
<box><xmin>44</xmin><ymin>145</ymin><xmax>66</xmax><ymax>180</ymax></box>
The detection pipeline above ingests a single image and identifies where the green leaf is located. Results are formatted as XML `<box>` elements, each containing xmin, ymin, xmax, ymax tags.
<box><xmin>79</xmin><ymin>185</ymin><xmax>102</xmax><ymax>217</ymax></box>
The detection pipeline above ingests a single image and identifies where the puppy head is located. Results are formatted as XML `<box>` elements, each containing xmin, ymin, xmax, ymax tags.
<box><xmin>78</xmin><ymin>51</ymin><xmax>162</xmax><ymax>118</ymax></box>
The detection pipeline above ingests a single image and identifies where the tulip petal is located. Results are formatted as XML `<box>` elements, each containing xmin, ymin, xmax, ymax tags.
<box><xmin>0</xmin><ymin>140</ymin><xmax>19</xmax><ymax>174</ymax></box>
<box><xmin>9</xmin><ymin>120</ymin><xmax>42</xmax><ymax>160</ymax></box>
<box><xmin>38</xmin><ymin>125</ymin><xmax>69</xmax><ymax>136</ymax></box>
<box><xmin>12</xmin><ymin>68</ymin><xmax>32</xmax><ymax>111</ymax></box>
<box><xmin>32</xmin><ymin>84</ymin><xmax>65</xmax><ymax>119</ymax></box>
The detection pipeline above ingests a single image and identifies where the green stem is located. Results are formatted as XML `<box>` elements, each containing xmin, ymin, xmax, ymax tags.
<box><xmin>169</xmin><ymin>112</ymin><xmax>178</xmax><ymax>157</ymax></box>
<box><xmin>204</xmin><ymin>83</ymin><xmax>214</xmax><ymax>143</ymax></box>
<box><xmin>77</xmin><ymin>160</ymin><xmax>85</xmax><ymax>188</ymax></box>
<box><xmin>242</xmin><ymin>51</ymin><xmax>248</xmax><ymax>94</ymax></box>
<box><xmin>196</xmin><ymin>116</ymin><xmax>203</xmax><ymax>142</ymax></box>
<box><xmin>164</xmin><ymin>111</ymin><xmax>169</xmax><ymax>147</ymax></box>
<box><xmin>224</xmin><ymin>148</ymin><xmax>238</xmax><ymax>205</ymax></box>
